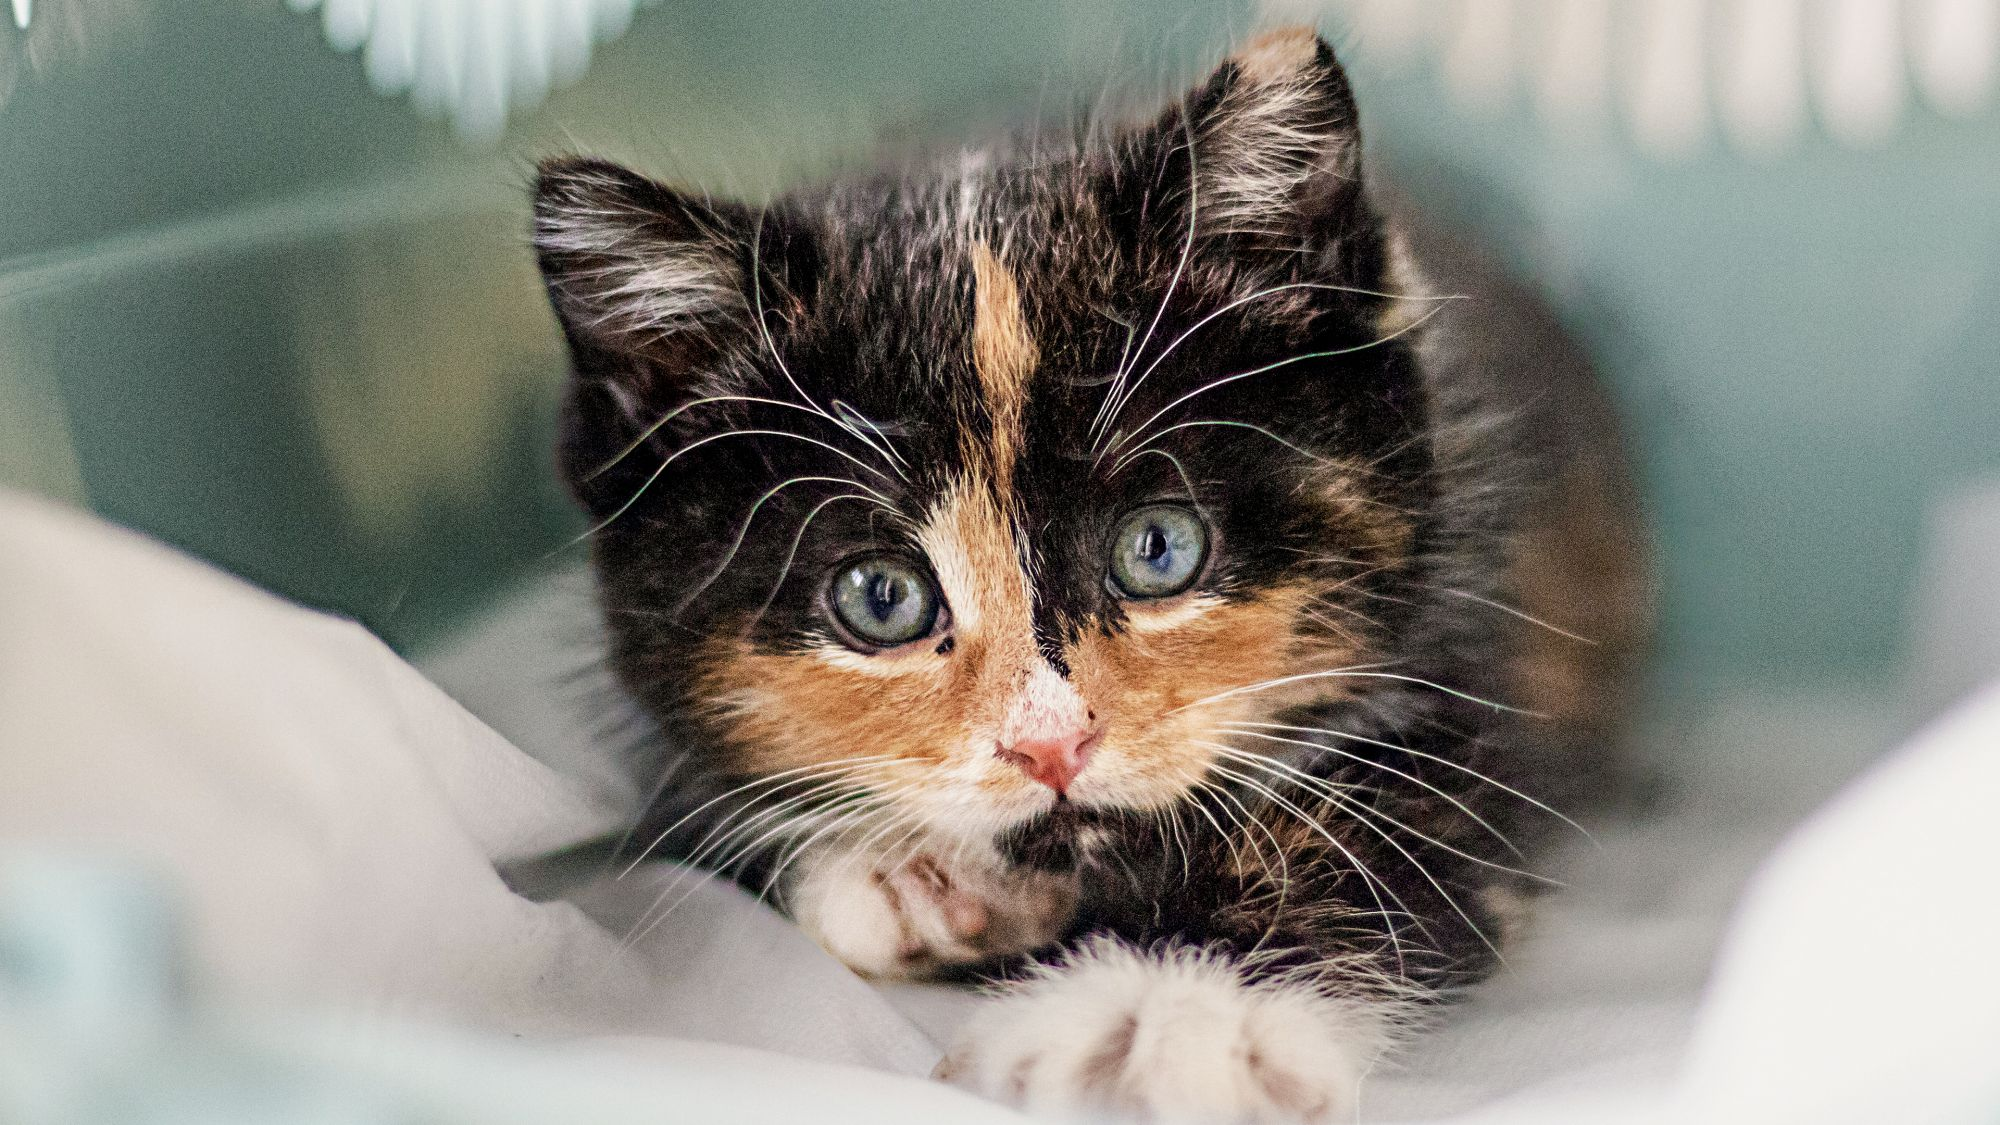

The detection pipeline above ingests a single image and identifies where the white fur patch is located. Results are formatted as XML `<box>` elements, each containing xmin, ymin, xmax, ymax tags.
<box><xmin>790</xmin><ymin>847</ymin><xmax>933</xmax><ymax>977</ymax></box>
<box><xmin>997</xmin><ymin>662</ymin><xmax>1093</xmax><ymax>748</ymax></box>
<box><xmin>940</xmin><ymin>939</ymin><xmax>1389</xmax><ymax>1122</ymax></box>
<box><xmin>1121</xmin><ymin>593</ymin><xmax>1224</xmax><ymax>634</ymax></box>
<box><xmin>790</xmin><ymin>843</ymin><xmax>1077</xmax><ymax>979</ymax></box>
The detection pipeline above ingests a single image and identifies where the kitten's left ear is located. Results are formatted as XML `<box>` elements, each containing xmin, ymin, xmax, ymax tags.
<box><xmin>1112</xmin><ymin>27</ymin><xmax>1383</xmax><ymax>282</ymax></box>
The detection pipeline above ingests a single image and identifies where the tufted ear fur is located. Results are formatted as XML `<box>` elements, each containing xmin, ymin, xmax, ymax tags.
<box><xmin>534</xmin><ymin>158</ymin><xmax>752</xmax><ymax>373</ymax></box>
<box><xmin>531</xmin><ymin>158</ymin><xmax>818</xmax><ymax>517</ymax></box>
<box><xmin>1108</xmin><ymin>28</ymin><xmax>1385</xmax><ymax>287</ymax></box>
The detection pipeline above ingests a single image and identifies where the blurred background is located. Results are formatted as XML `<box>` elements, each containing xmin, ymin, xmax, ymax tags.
<box><xmin>3</xmin><ymin>0</ymin><xmax>1997</xmax><ymax>711</ymax></box>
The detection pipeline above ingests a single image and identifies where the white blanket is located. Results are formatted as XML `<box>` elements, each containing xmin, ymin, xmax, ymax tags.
<box><xmin>2</xmin><ymin>487</ymin><xmax>1996</xmax><ymax>1123</ymax></box>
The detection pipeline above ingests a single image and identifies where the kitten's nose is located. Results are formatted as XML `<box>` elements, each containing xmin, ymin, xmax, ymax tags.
<box><xmin>996</xmin><ymin>663</ymin><xmax>1098</xmax><ymax>795</ymax></box>
<box><xmin>996</xmin><ymin>728</ymin><xmax>1099</xmax><ymax>795</ymax></box>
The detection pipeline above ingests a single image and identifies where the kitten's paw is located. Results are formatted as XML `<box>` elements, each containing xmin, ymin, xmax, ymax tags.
<box><xmin>938</xmin><ymin>940</ymin><xmax>1387</xmax><ymax>1123</ymax></box>
<box><xmin>789</xmin><ymin>846</ymin><xmax>1075</xmax><ymax>979</ymax></box>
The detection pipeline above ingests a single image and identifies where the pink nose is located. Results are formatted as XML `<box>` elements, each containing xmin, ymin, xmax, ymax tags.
<box><xmin>996</xmin><ymin>729</ymin><xmax>1099</xmax><ymax>795</ymax></box>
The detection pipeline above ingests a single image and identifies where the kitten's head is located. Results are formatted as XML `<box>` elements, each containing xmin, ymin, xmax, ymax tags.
<box><xmin>534</xmin><ymin>30</ymin><xmax>1439</xmax><ymax>861</ymax></box>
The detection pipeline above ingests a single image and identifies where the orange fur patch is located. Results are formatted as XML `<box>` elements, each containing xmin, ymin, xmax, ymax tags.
<box><xmin>1065</xmin><ymin>585</ymin><xmax>1352</xmax><ymax>809</ymax></box>
<box><xmin>1321</xmin><ymin>471</ymin><xmax>1415</xmax><ymax>564</ymax></box>
<box><xmin>1232</xmin><ymin>25</ymin><xmax>1318</xmax><ymax>84</ymax></box>
<box><xmin>699</xmin><ymin>562</ymin><xmax>1361</xmax><ymax>831</ymax></box>
<box><xmin>969</xmin><ymin>242</ymin><xmax>1038</xmax><ymax>492</ymax></box>
<box><xmin>921</xmin><ymin>478</ymin><xmax>1034</xmax><ymax>644</ymax></box>
<box><xmin>1375</xmin><ymin>227</ymin><xmax>1437</xmax><ymax>339</ymax></box>
<box><xmin>699</xmin><ymin>633</ymin><xmax>966</xmax><ymax>775</ymax></box>
<box><xmin>695</xmin><ymin>480</ymin><xmax>1041</xmax><ymax>820</ymax></box>
<box><xmin>1502</xmin><ymin>457</ymin><xmax>1652</xmax><ymax>735</ymax></box>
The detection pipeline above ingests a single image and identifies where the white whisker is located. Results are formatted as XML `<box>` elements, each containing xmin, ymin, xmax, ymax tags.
<box><xmin>750</xmin><ymin>785</ymin><xmax>929</xmax><ymax>902</ymax></box>
<box><xmin>1111</xmin><ymin>419</ymin><xmax>1333</xmax><ymax>476</ymax></box>
<box><xmin>1112</xmin><ymin>446</ymin><xmax>1212</xmax><ymax>517</ymax></box>
<box><xmin>1091</xmin><ymin>109</ymin><xmax>1201</xmax><ymax>447</ymax></box>
<box><xmin>677</xmin><ymin>475</ymin><xmax>899</xmax><ymax>614</ymax></box>
<box><xmin>1229</xmin><ymin>720</ymin><xmax>1599</xmax><ymax>847</ymax></box>
<box><xmin>1205</xmin><ymin>758</ymin><xmax>1426</xmax><ymax>972</ymax></box>
<box><xmin>615</xmin><ymin>755</ymin><xmax>897</xmax><ymax>878</ymax></box>
<box><xmin>744</xmin><ymin>492</ymin><xmax>893</xmax><ymax>631</ymax></box>
<box><xmin>584</xmin><ymin>394</ymin><xmax>883</xmax><ymax>481</ymax></box>
<box><xmin>749</xmin><ymin>208</ymin><xmax>910</xmax><ymax>482</ymax></box>
<box><xmin>620</xmin><ymin>770</ymin><xmax>896</xmax><ymax>930</ymax></box>
<box><xmin>1100</xmin><ymin>304</ymin><xmax>1447</xmax><ymax>465</ymax></box>
<box><xmin>1104</xmin><ymin>282</ymin><xmax>1463</xmax><ymax>441</ymax></box>
<box><xmin>620</xmin><ymin>778</ymin><xmax>902</xmax><ymax>949</ymax></box>
<box><xmin>1220</xmin><ymin>727</ymin><xmax>1531</xmax><ymax>862</ymax></box>
<box><xmin>1182</xmin><ymin>781</ymin><xmax>1251</xmax><ymax>876</ymax></box>
<box><xmin>1426</xmin><ymin>586</ymin><xmax>1600</xmax><ymax>645</ymax></box>
<box><xmin>1167</xmin><ymin>667</ymin><xmax>1543</xmax><ymax>718</ymax></box>
<box><xmin>574</xmin><ymin>428</ymin><xmax>896</xmax><ymax>544</ymax></box>
<box><xmin>830</xmin><ymin>398</ymin><xmax>912</xmax><ymax>472</ymax></box>
<box><xmin>1205</xmin><ymin>756</ymin><xmax>1501</xmax><ymax>962</ymax></box>
<box><xmin>1211</xmin><ymin>745</ymin><xmax>1558</xmax><ymax>887</ymax></box>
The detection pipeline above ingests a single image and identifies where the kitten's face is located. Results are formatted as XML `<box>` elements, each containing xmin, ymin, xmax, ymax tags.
<box><xmin>536</xmin><ymin>31</ymin><xmax>1434</xmax><ymax>857</ymax></box>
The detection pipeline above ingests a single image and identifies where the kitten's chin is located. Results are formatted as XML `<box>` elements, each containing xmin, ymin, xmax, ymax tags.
<box><xmin>992</xmin><ymin>800</ymin><xmax>1136</xmax><ymax>872</ymax></box>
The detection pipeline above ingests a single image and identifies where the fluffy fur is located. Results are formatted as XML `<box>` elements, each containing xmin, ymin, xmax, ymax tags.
<box><xmin>939</xmin><ymin>937</ymin><xmax>1394</xmax><ymax>1122</ymax></box>
<box><xmin>532</xmin><ymin>27</ymin><xmax>1649</xmax><ymax>1121</ymax></box>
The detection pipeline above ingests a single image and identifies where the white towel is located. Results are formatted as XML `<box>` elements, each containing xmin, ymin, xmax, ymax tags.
<box><xmin>0</xmin><ymin>489</ymin><xmax>941</xmax><ymax>1076</ymax></box>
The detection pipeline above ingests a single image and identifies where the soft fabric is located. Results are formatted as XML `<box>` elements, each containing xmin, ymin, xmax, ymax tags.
<box><xmin>0</xmin><ymin>489</ymin><xmax>946</xmax><ymax>1078</ymax></box>
<box><xmin>3</xmin><ymin>485</ymin><xmax>1997</xmax><ymax>1123</ymax></box>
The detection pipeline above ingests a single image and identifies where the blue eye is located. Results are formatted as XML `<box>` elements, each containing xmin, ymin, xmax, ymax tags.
<box><xmin>1108</xmin><ymin>505</ymin><xmax>1208</xmax><ymax>599</ymax></box>
<box><xmin>828</xmin><ymin>556</ymin><xmax>941</xmax><ymax>648</ymax></box>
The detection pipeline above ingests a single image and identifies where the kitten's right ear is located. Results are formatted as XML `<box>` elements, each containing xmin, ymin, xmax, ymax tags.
<box><xmin>532</xmin><ymin>157</ymin><xmax>752</xmax><ymax>391</ymax></box>
<box><xmin>533</xmin><ymin>158</ymin><xmax>806</xmax><ymax>516</ymax></box>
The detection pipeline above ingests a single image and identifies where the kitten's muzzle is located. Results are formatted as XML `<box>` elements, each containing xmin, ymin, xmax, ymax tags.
<box><xmin>994</xmin><ymin>661</ymin><xmax>1101</xmax><ymax>795</ymax></box>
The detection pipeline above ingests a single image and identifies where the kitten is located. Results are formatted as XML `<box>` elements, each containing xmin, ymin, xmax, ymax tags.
<box><xmin>531</xmin><ymin>27</ymin><xmax>1648</xmax><ymax>1122</ymax></box>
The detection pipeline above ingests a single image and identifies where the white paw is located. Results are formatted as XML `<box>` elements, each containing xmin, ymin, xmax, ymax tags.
<box><xmin>939</xmin><ymin>940</ymin><xmax>1389</xmax><ymax>1123</ymax></box>
<box><xmin>788</xmin><ymin>845</ymin><xmax>1076</xmax><ymax>979</ymax></box>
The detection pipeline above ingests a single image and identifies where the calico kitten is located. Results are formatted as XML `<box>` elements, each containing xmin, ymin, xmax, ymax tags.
<box><xmin>532</xmin><ymin>27</ymin><xmax>1648</xmax><ymax>1122</ymax></box>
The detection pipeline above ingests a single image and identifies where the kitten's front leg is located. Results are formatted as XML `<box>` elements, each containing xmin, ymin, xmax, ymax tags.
<box><xmin>937</xmin><ymin>939</ymin><xmax>1393</xmax><ymax>1123</ymax></box>
<box><xmin>787</xmin><ymin>842</ymin><xmax>1077</xmax><ymax>979</ymax></box>
<box><xmin>937</xmin><ymin>787</ymin><xmax>1490</xmax><ymax>1122</ymax></box>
